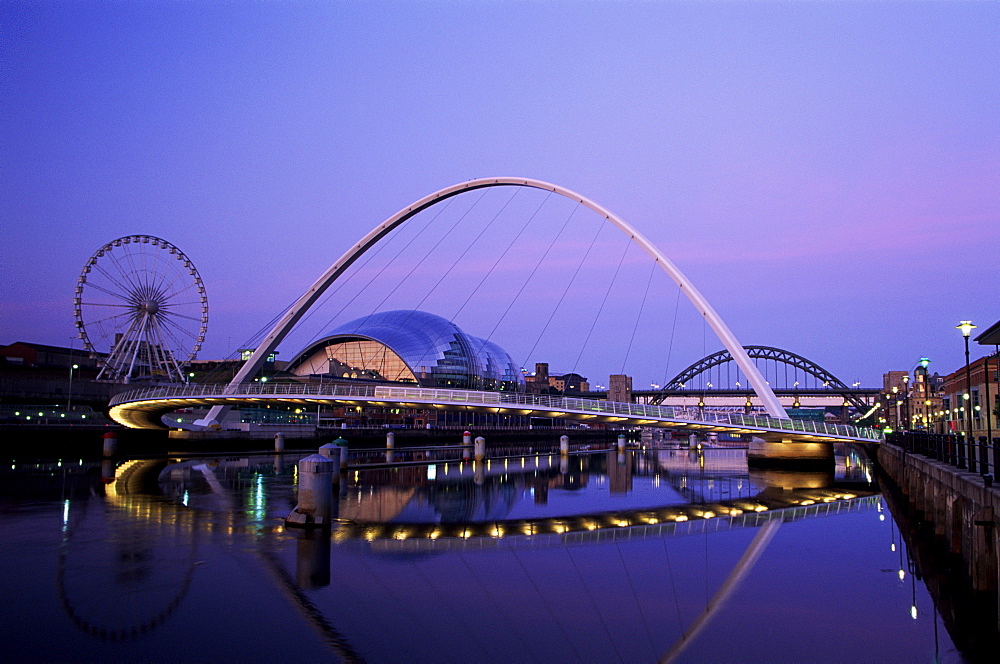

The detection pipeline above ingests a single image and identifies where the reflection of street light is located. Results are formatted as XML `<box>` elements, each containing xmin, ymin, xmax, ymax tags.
<box><xmin>958</xmin><ymin>321</ymin><xmax>977</xmax><ymax>470</ymax></box>
<box><xmin>67</xmin><ymin>363</ymin><xmax>79</xmax><ymax>413</ymax></box>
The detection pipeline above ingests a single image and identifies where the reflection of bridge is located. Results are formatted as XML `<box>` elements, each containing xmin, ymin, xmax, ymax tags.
<box><xmin>109</xmin><ymin>382</ymin><xmax>881</xmax><ymax>443</ymax></box>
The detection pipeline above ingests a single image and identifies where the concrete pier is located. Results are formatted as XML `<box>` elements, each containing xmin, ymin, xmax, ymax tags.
<box><xmin>747</xmin><ymin>439</ymin><xmax>834</xmax><ymax>467</ymax></box>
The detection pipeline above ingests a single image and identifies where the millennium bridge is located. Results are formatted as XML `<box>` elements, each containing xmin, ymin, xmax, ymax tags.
<box><xmin>109</xmin><ymin>382</ymin><xmax>881</xmax><ymax>446</ymax></box>
<box><xmin>107</xmin><ymin>177</ymin><xmax>885</xmax><ymax>460</ymax></box>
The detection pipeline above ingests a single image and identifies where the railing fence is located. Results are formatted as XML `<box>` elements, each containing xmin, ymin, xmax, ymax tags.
<box><xmin>109</xmin><ymin>382</ymin><xmax>882</xmax><ymax>441</ymax></box>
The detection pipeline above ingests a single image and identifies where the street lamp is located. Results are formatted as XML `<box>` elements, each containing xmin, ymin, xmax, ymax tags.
<box><xmin>957</xmin><ymin>321</ymin><xmax>977</xmax><ymax>469</ymax></box>
<box><xmin>67</xmin><ymin>364</ymin><xmax>79</xmax><ymax>414</ymax></box>
<box><xmin>902</xmin><ymin>374</ymin><xmax>910</xmax><ymax>431</ymax></box>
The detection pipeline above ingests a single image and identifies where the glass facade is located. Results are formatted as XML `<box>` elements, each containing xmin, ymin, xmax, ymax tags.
<box><xmin>288</xmin><ymin>310</ymin><xmax>525</xmax><ymax>391</ymax></box>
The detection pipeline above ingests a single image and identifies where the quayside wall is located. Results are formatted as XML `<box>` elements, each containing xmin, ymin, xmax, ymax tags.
<box><xmin>878</xmin><ymin>442</ymin><xmax>1000</xmax><ymax>599</ymax></box>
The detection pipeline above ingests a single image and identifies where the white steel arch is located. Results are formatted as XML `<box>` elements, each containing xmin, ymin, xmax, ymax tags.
<box><xmin>197</xmin><ymin>177</ymin><xmax>786</xmax><ymax>427</ymax></box>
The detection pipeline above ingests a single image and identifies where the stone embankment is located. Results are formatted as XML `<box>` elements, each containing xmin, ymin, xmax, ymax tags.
<box><xmin>878</xmin><ymin>442</ymin><xmax>999</xmax><ymax>600</ymax></box>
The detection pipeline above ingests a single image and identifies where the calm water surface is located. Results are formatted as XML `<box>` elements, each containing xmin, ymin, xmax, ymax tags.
<box><xmin>0</xmin><ymin>444</ymin><xmax>964</xmax><ymax>662</ymax></box>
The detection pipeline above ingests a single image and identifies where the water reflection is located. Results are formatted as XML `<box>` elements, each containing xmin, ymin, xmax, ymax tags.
<box><xmin>0</xmin><ymin>444</ymin><xmax>964</xmax><ymax>662</ymax></box>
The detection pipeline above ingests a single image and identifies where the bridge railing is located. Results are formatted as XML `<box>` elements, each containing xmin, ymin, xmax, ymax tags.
<box><xmin>108</xmin><ymin>381</ymin><xmax>382</xmax><ymax>405</ymax></box>
<box><xmin>720</xmin><ymin>413</ymin><xmax>881</xmax><ymax>442</ymax></box>
<box><xmin>108</xmin><ymin>382</ymin><xmax>882</xmax><ymax>441</ymax></box>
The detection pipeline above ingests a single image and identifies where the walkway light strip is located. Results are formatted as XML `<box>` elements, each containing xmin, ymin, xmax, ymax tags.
<box><xmin>109</xmin><ymin>382</ymin><xmax>880</xmax><ymax>441</ymax></box>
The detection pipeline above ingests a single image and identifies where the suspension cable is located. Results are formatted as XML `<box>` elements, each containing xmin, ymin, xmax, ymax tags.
<box><xmin>520</xmin><ymin>212</ymin><xmax>605</xmax><ymax>376</ymax></box>
<box><xmin>569</xmin><ymin>234</ymin><xmax>633</xmax><ymax>380</ymax></box>
<box><xmin>620</xmin><ymin>258</ymin><xmax>657</xmax><ymax>376</ymax></box>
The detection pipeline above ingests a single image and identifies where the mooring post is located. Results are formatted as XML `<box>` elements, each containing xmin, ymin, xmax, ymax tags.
<box><xmin>617</xmin><ymin>434</ymin><xmax>626</xmax><ymax>453</ymax></box>
<box><xmin>102</xmin><ymin>431</ymin><xmax>118</xmax><ymax>458</ymax></box>
<box><xmin>286</xmin><ymin>453</ymin><xmax>335</xmax><ymax>527</ymax></box>
<box><xmin>386</xmin><ymin>431</ymin><xmax>395</xmax><ymax>463</ymax></box>
<box><xmin>463</xmin><ymin>430</ymin><xmax>472</xmax><ymax>460</ymax></box>
<box><xmin>336</xmin><ymin>437</ymin><xmax>349</xmax><ymax>471</ymax></box>
<box><xmin>474</xmin><ymin>436</ymin><xmax>486</xmax><ymax>462</ymax></box>
<box><xmin>560</xmin><ymin>435</ymin><xmax>569</xmax><ymax>456</ymax></box>
<box><xmin>274</xmin><ymin>432</ymin><xmax>285</xmax><ymax>452</ymax></box>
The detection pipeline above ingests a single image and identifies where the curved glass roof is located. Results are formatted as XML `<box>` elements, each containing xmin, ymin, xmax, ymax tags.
<box><xmin>289</xmin><ymin>310</ymin><xmax>525</xmax><ymax>390</ymax></box>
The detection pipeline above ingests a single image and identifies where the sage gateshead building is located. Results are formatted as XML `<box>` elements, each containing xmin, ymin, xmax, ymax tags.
<box><xmin>286</xmin><ymin>310</ymin><xmax>525</xmax><ymax>392</ymax></box>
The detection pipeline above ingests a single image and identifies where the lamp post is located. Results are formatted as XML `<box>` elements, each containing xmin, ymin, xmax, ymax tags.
<box><xmin>891</xmin><ymin>386</ymin><xmax>899</xmax><ymax>431</ymax></box>
<box><xmin>982</xmin><ymin>350</ymin><xmax>992</xmax><ymax>455</ymax></box>
<box><xmin>957</xmin><ymin>321</ymin><xmax>977</xmax><ymax>471</ymax></box>
<box><xmin>902</xmin><ymin>374</ymin><xmax>910</xmax><ymax>431</ymax></box>
<box><xmin>67</xmin><ymin>363</ymin><xmax>79</xmax><ymax>414</ymax></box>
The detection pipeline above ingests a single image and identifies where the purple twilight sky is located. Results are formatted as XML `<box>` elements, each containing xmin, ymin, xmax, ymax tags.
<box><xmin>2</xmin><ymin>1</ymin><xmax>997</xmax><ymax>388</ymax></box>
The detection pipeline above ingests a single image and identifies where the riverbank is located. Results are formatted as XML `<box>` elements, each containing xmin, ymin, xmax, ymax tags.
<box><xmin>876</xmin><ymin>441</ymin><xmax>1000</xmax><ymax>640</ymax></box>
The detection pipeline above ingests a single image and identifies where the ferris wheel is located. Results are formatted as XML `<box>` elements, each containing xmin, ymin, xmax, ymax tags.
<box><xmin>74</xmin><ymin>235</ymin><xmax>208</xmax><ymax>383</ymax></box>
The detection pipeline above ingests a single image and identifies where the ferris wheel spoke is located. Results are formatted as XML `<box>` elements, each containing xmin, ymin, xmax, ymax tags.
<box><xmin>113</xmin><ymin>245</ymin><xmax>148</xmax><ymax>294</ymax></box>
<box><xmin>81</xmin><ymin>280</ymin><xmax>134</xmax><ymax>303</ymax></box>
<box><xmin>160</xmin><ymin>300</ymin><xmax>206</xmax><ymax>309</ymax></box>
<box><xmin>108</xmin><ymin>248</ymin><xmax>151</xmax><ymax>296</ymax></box>
<box><xmin>149</xmin><ymin>318</ymin><xmax>184</xmax><ymax>379</ymax></box>
<box><xmin>92</xmin><ymin>263</ymin><xmax>141</xmax><ymax>300</ymax></box>
<box><xmin>159</xmin><ymin>314</ymin><xmax>202</xmax><ymax>341</ymax></box>
<box><xmin>159</xmin><ymin>273</ymin><xmax>199</xmax><ymax>301</ymax></box>
<box><xmin>79</xmin><ymin>301</ymin><xmax>135</xmax><ymax>309</ymax></box>
<box><xmin>162</xmin><ymin>281</ymin><xmax>198</xmax><ymax>301</ymax></box>
<box><xmin>86</xmin><ymin>309</ymin><xmax>140</xmax><ymax>331</ymax></box>
<box><xmin>163</xmin><ymin>311</ymin><xmax>208</xmax><ymax>324</ymax></box>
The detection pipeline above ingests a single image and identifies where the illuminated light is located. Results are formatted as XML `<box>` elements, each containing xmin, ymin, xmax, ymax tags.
<box><xmin>674</xmin><ymin>515</ymin><xmax>689</xmax><ymax>522</ymax></box>
<box><xmin>898</xmin><ymin>569</ymin><xmax>905</xmax><ymax>581</ymax></box>
<box><xmin>879</xmin><ymin>514</ymin><xmax>885</xmax><ymax>521</ymax></box>
<box><xmin>891</xmin><ymin>543</ymin><xmax>896</xmax><ymax>552</ymax></box>
<box><xmin>428</xmin><ymin>529</ymin><xmax>441</xmax><ymax>540</ymax></box>
<box><xmin>911</xmin><ymin>605</ymin><xmax>918</xmax><ymax>620</ymax></box>
<box><xmin>799</xmin><ymin>500</ymin><xmax>815</xmax><ymax>506</ymax></box>
<box><xmin>491</xmin><ymin>526</ymin><xmax>504</xmax><ymax>538</ymax></box>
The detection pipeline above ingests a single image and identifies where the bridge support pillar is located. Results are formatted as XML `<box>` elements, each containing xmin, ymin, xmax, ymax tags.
<box><xmin>747</xmin><ymin>438</ymin><xmax>834</xmax><ymax>468</ymax></box>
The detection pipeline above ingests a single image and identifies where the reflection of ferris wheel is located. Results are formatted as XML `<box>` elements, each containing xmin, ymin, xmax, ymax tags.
<box><xmin>74</xmin><ymin>235</ymin><xmax>208</xmax><ymax>383</ymax></box>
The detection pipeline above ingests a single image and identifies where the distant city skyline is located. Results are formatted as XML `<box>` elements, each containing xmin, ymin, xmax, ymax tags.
<box><xmin>2</xmin><ymin>1</ymin><xmax>997</xmax><ymax>387</ymax></box>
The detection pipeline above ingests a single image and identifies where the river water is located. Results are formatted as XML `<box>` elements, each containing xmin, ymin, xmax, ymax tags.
<box><xmin>0</xmin><ymin>444</ymin><xmax>972</xmax><ymax>662</ymax></box>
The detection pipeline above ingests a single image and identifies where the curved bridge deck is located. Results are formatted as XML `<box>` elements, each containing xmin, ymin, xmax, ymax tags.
<box><xmin>109</xmin><ymin>383</ymin><xmax>882</xmax><ymax>443</ymax></box>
